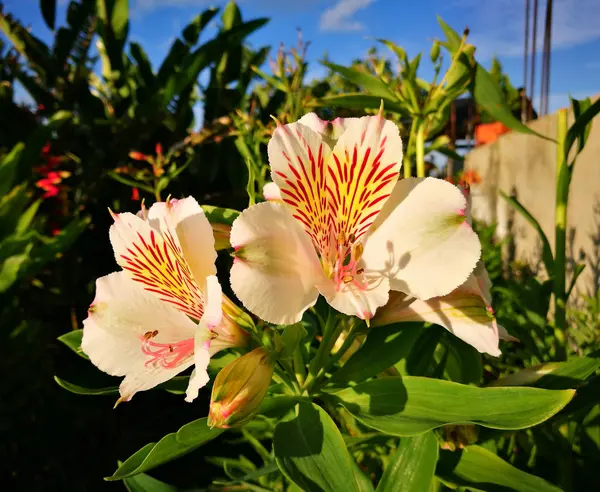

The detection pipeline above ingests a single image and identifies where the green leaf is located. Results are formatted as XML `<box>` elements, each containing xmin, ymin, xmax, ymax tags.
<box><xmin>107</xmin><ymin>418</ymin><xmax>225</xmax><ymax>480</ymax></box>
<box><xmin>40</xmin><ymin>0</ymin><xmax>56</xmax><ymax>30</ymax></box>
<box><xmin>324</xmin><ymin>377</ymin><xmax>574</xmax><ymax>436</ymax></box>
<box><xmin>0</xmin><ymin>253</ymin><xmax>31</xmax><ymax>293</ymax></box>
<box><xmin>488</xmin><ymin>356</ymin><xmax>600</xmax><ymax>390</ymax></box>
<box><xmin>377</xmin><ymin>39</ymin><xmax>407</xmax><ymax>64</ymax></box>
<box><xmin>472</xmin><ymin>63</ymin><xmax>552</xmax><ymax>141</ymax></box>
<box><xmin>376</xmin><ymin>432</ymin><xmax>438</xmax><ymax>492</ymax></box>
<box><xmin>322</xmin><ymin>61</ymin><xmax>398</xmax><ymax>101</ymax></box>
<box><xmin>130</xmin><ymin>42</ymin><xmax>155</xmax><ymax>87</ymax></box>
<box><xmin>200</xmin><ymin>205</ymin><xmax>240</xmax><ymax>226</ymax></box>
<box><xmin>107</xmin><ymin>172</ymin><xmax>154</xmax><ymax>194</ymax></box>
<box><xmin>274</xmin><ymin>402</ymin><xmax>361</xmax><ymax>492</ymax></box>
<box><xmin>331</xmin><ymin>324</ymin><xmax>423</xmax><ymax>384</ymax></box>
<box><xmin>312</xmin><ymin>94</ymin><xmax>407</xmax><ymax>115</ymax></box>
<box><xmin>500</xmin><ymin>190</ymin><xmax>554</xmax><ymax>275</ymax></box>
<box><xmin>0</xmin><ymin>144</ymin><xmax>25</xmax><ymax>196</ymax></box>
<box><xmin>54</xmin><ymin>376</ymin><xmax>119</xmax><ymax>396</ymax></box>
<box><xmin>15</xmin><ymin>199</ymin><xmax>41</xmax><ymax>235</ymax></box>
<box><xmin>57</xmin><ymin>329</ymin><xmax>88</xmax><ymax>360</ymax></box>
<box><xmin>437</xmin><ymin>17</ymin><xmax>462</xmax><ymax>52</ymax></box>
<box><xmin>352</xmin><ymin>460</ymin><xmax>375</xmax><ymax>492</ymax></box>
<box><xmin>251</xmin><ymin>65</ymin><xmax>288</xmax><ymax>92</ymax></box>
<box><xmin>564</xmin><ymin>97</ymin><xmax>600</xmax><ymax>163</ymax></box>
<box><xmin>123</xmin><ymin>472</ymin><xmax>178</xmax><ymax>492</ymax></box>
<box><xmin>436</xmin><ymin>445</ymin><xmax>562</xmax><ymax>492</ymax></box>
<box><xmin>163</xmin><ymin>18</ymin><xmax>268</xmax><ymax>105</ymax></box>
<box><xmin>182</xmin><ymin>8</ymin><xmax>219</xmax><ymax>45</ymax></box>
<box><xmin>275</xmin><ymin>323</ymin><xmax>307</xmax><ymax>359</ymax></box>
<box><xmin>569</xmin><ymin>96</ymin><xmax>592</xmax><ymax>155</ymax></box>
<box><xmin>442</xmin><ymin>335</ymin><xmax>483</xmax><ymax>385</ymax></box>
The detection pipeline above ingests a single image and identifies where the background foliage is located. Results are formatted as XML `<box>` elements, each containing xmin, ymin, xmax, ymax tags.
<box><xmin>1</xmin><ymin>1</ymin><xmax>599</xmax><ymax>491</ymax></box>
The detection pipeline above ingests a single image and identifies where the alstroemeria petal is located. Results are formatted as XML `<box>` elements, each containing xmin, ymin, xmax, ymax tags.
<box><xmin>362</xmin><ymin>177</ymin><xmax>481</xmax><ymax>300</ymax></box>
<box><xmin>317</xmin><ymin>273</ymin><xmax>390</xmax><ymax>321</ymax></box>
<box><xmin>372</xmin><ymin>290</ymin><xmax>501</xmax><ymax>356</ymax></box>
<box><xmin>109</xmin><ymin>209</ymin><xmax>205</xmax><ymax>320</ymax></box>
<box><xmin>148</xmin><ymin>197</ymin><xmax>217</xmax><ymax>283</ymax></box>
<box><xmin>296</xmin><ymin>113</ymin><xmax>349</xmax><ymax>147</ymax></box>
<box><xmin>326</xmin><ymin>114</ymin><xmax>403</xmax><ymax>245</ymax></box>
<box><xmin>81</xmin><ymin>272</ymin><xmax>197</xmax><ymax>401</ymax></box>
<box><xmin>268</xmin><ymin>118</ymin><xmax>332</xmax><ymax>255</ymax></box>
<box><xmin>262</xmin><ymin>181</ymin><xmax>282</xmax><ymax>201</ymax></box>
<box><xmin>185</xmin><ymin>275</ymin><xmax>223</xmax><ymax>403</ymax></box>
<box><xmin>230</xmin><ymin>202</ymin><xmax>323</xmax><ymax>325</ymax></box>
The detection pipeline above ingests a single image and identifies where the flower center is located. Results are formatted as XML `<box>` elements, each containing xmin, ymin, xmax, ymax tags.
<box><xmin>141</xmin><ymin>335</ymin><xmax>194</xmax><ymax>369</ymax></box>
<box><xmin>328</xmin><ymin>232</ymin><xmax>367</xmax><ymax>292</ymax></box>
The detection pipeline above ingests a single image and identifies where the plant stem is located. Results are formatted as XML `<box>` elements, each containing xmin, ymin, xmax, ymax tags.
<box><xmin>310</xmin><ymin>321</ymin><xmax>363</xmax><ymax>393</ymax></box>
<box><xmin>273</xmin><ymin>365</ymin><xmax>299</xmax><ymax>395</ymax></box>
<box><xmin>404</xmin><ymin>119</ymin><xmax>417</xmax><ymax>178</ymax></box>
<box><xmin>241</xmin><ymin>429</ymin><xmax>271</xmax><ymax>464</ymax></box>
<box><xmin>554</xmin><ymin>108</ymin><xmax>569</xmax><ymax>361</ymax></box>
<box><xmin>293</xmin><ymin>349</ymin><xmax>306</xmax><ymax>387</ymax></box>
<box><xmin>303</xmin><ymin>310</ymin><xmax>342</xmax><ymax>392</ymax></box>
<box><xmin>415</xmin><ymin>122</ymin><xmax>426</xmax><ymax>177</ymax></box>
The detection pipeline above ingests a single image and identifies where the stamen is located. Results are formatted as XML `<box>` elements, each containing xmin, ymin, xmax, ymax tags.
<box><xmin>141</xmin><ymin>337</ymin><xmax>194</xmax><ymax>369</ymax></box>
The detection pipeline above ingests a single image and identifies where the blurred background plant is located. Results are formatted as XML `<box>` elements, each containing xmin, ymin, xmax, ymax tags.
<box><xmin>1</xmin><ymin>0</ymin><xmax>599</xmax><ymax>491</ymax></box>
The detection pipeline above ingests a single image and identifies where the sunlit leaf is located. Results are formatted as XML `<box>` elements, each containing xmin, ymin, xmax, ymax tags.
<box><xmin>325</xmin><ymin>377</ymin><xmax>574</xmax><ymax>436</ymax></box>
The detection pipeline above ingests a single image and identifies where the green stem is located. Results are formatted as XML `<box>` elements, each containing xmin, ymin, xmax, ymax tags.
<box><xmin>273</xmin><ymin>365</ymin><xmax>299</xmax><ymax>395</ymax></box>
<box><xmin>241</xmin><ymin>429</ymin><xmax>271</xmax><ymax>464</ymax></box>
<box><xmin>303</xmin><ymin>310</ymin><xmax>342</xmax><ymax>392</ymax></box>
<box><xmin>554</xmin><ymin>108</ymin><xmax>569</xmax><ymax>361</ymax></box>
<box><xmin>415</xmin><ymin>122</ymin><xmax>426</xmax><ymax>178</ymax></box>
<box><xmin>310</xmin><ymin>321</ymin><xmax>363</xmax><ymax>393</ymax></box>
<box><xmin>293</xmin><ymin>349</ymin><xmax>306</xmax><ymax>387</ymax></box>
<box><xmin>404</xmin><ymin>119</ymin><xmax>417</xmax><ymax>178</ymax></box>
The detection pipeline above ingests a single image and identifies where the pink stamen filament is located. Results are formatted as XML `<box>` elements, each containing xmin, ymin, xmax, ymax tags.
<box><xmin>141</xmin><ymin>337</ymin><xmax>194</xmax><ymax>369</ymax></box>
<box><xmin>333</xmin><ymin>244</ymin><xmax>367</xmax><ymax>292</ymax></box>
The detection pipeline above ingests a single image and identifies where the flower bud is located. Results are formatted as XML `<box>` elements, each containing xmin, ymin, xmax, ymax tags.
<box><xmin>440</xmin><ymin>424</ymin><xmax>478</xmax><ymax>451</ymax></box>
<box><xmin>222</xmin><ymin>295</ymin><xmax>256</xmax><ymax>335</ymax></box>
<box><xmin>129</xmin><ymin>151</ymin><xmax>149</xmax><ymax>161</ymax></box>
<box><xmin>208</xmin><ymin>347</ymin><xmax>274</xmax><ymax>428</ymax></box>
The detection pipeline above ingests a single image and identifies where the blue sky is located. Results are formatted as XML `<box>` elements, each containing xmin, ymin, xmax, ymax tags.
<box><xmin>4</xmin><ymin>0</ymin><xmax>600</xmax><ymax>115</ymax></box>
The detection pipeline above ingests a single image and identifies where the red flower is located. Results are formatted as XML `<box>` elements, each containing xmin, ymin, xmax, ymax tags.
<box><xmin>155</xmin><ymin>143</ymin><xmax>163</xmax><ymax>156</ymax></box>
<box><xmin>129</xmin><ymin>151</ymin><xmax>150</xmax><ymax>161</ymax></box>
<box><xmin>131</xmin><ymin>187</ymin><xmax>140</xmax><ymax>201</ymax></box>
<box><xmin>459</xmin><ymin>169</ymin><xmax>482</xmax><ymax>186</ymax></box>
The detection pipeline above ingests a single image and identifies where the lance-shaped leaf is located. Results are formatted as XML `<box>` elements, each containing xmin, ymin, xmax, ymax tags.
<box><xmin>488</xmin><ymin>355</ymin><xmax>600</xmax><ymax>390</ymax></box>
<box><xmin>437</xmin><ymin>17</ymin><xmax>553</xmax><ymax>142</ymax></box>
<box><xmin>107</xmin><ymin>418</ymin><xmax>224</xmax><ymax>480</ymax></box>
<box><xmin>322</xmin><ymin>61</ymin><xmax>399</xmax><ymax>100</ymax></box>
<box><xmin>500</xmin><ymin>190</ymin><xmax>554</xmax><ymax>275</ymax></box>
<box><xmin>311</xmin><ymin>94</ymin><xmax>408</xmax><ymax>115</ymax></box>
<box><xmin>274</xmin><ymin>402</ymin><xmax>361</xmax><ymax>492</ymax></box>
<box><xmin>323</xmin><ymin>377</ymin><xmax>574</xmax><ymax>436</ymax></box>
<box><xmin>376</xmin><ymin>432</ymin><xmax>438</xmax><ymax>492</ymax></box>
<box><xmin>330</xmin><ymin>323</ymin><xmax>424</xmax><ymax>384</ymax></box>
<box><xmin>436</xmin><ymin>445</ymin><xmax>562</xmax><ymax>492</ymax></box>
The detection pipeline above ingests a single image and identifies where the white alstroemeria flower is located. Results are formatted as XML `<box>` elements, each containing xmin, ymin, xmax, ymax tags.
<box><xmin>372</xmin><ymin>183</ymin><xmax>516</xmax><ymax>356</ymax></box>
<box><xmin>229</xmin><ymin>112</ymin><xmax>482</xmax><ymax>325</ymax></box>
<box><xmin>82</xmin><ymin>197</ymin><xmax>241</xmax><ymax>403</ymax></box>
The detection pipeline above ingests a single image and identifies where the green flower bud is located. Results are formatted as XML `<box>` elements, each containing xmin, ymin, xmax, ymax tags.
<box><xmin>208</xmin><ymin>347</ymin><xmax>274</xmax><ymax>428</ymax></box>
<box><xmin>430</xmin><ymin>40</ymin><xmax>440</xmax><ymax>63</ymax></box>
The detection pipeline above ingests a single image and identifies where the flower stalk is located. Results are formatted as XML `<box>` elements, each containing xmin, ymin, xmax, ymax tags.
<box><xmin>553</xmin><ymin>108</ymin><xmax>569</xmax><ymax>361</ymax></box>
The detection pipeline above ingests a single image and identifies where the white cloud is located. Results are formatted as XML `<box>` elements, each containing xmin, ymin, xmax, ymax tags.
<box><xmin>319</xmin><ymin>0</ymin><xmax>375</xmax><ymax>32</ymax></box>
<box><xmin>456</xmin><ymin>0</ymin><xmax>600</xmax><ymax>60</ymax></box>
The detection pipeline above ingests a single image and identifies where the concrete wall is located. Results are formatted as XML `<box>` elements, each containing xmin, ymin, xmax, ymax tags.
<box><xmin>465</xmin><ymin>99</ymin><xmax>600</xmax><ymax>298</ymax></box>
